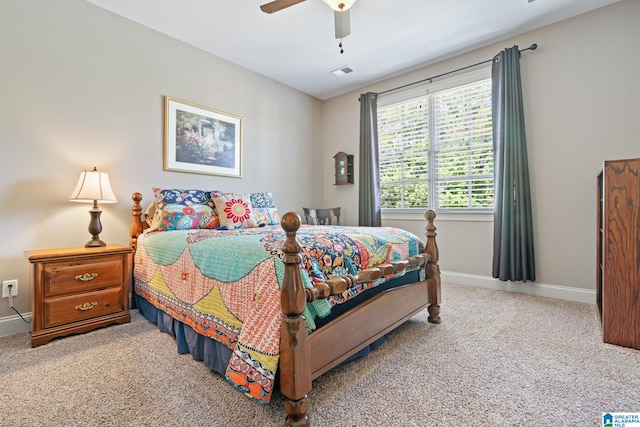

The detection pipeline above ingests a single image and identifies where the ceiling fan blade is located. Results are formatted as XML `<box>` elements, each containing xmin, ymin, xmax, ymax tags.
<box><xmin>260</xmin><ymin>0</ymin><xmax>306</xmax><ymax>14</ymax></box>
<box><xmin>334</xmin><ymin>9</ymin><xmax>351</xmax><ymax>39</ymax></box>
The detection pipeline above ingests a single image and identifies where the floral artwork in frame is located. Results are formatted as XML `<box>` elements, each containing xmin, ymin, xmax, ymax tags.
<box><xmin>164</xmin><ymin>96</ymin><xmax>242</xmax><ymax>177</ymax></box>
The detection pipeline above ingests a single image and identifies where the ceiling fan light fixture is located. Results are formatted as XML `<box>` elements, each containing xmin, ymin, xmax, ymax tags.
<box><xmin>334</xmin><ymin>9</ymin><xmax>350</xmax><ymax>39</ymax></box>
<box><xmin>323</xmin><ymin>0</ymin><xmax>357</xmax><ymax>12</ymax></box>
<box><xmin>260</xmin><ymin>0</ymin><xmax>358</xmax><ymax>55</ymax></box>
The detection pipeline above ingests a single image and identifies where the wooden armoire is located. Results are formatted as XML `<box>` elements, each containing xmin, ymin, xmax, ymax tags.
<box><xmin>596</xmin><ymin>158</ymin><xmax>640</xmax><ymax>349</ymax></box>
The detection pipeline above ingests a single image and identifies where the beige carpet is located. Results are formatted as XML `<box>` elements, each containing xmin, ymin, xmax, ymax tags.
<box><xmin>1</xmin><ymin>282</ymin><xmax>638</xmax><ymax>427</ymax></box>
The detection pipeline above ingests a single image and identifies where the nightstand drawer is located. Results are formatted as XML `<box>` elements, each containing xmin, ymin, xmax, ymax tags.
<box><xmin>44</xmin><ymin>287</ymin><xmax>124</xmax><ymax>328</ymax></box>
<box><xmin>44</xmin><ymin>256</ymin><xmax>124</xmax><ymax>297</ymax></box>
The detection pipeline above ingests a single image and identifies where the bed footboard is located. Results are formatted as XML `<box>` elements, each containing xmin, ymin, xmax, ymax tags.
<box><xmin>279</xmin><ymin>210</ymin><xmax>441</xmax><ymax>426</ymax></box>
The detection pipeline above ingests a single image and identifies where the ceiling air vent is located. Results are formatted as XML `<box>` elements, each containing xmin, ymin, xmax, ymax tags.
<box><xmin>330</xmin><ymin>65</ymin><xmax>354</xmax><ymax>76</ymax></box>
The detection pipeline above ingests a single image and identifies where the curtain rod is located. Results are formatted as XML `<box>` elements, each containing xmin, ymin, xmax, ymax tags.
<box><xmin>376</xmin><ymin>43</ymin><xmax>538</xmax><ymax>97</ymax></box>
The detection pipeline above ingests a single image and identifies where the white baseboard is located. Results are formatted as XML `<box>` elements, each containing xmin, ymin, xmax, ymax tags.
<box><xmin>0</xmin><ymin>312</ymin><xmax>32</xmax><ymax>337</ymax></box>
<box><xmin>442</xmin><ymin>271</ymin><xmax>596</xmax><ymax>305</ymax></box>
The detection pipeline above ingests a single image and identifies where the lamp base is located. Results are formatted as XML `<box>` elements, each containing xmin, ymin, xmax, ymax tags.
<box><xmin>85</xmin><ymin>238</ymin><xmax>106</xmax><ymax>248</ymax></box>
<box><xmin>86</xmin><ymin>204</ymin><xmax>106</xmax><ymax>248</ymax></box>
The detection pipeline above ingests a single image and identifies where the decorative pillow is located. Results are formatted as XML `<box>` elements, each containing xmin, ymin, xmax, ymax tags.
<box><xmin>154</xmin><ymin>188</ymin><xmax>219</xmax><ymax>231</ymax></box>
<box><xmin>250</xmin><ymin>192</ymin><xmax>280</xmax><ymax>226</ymax></box>
<box><xmin>211</xmin><ymin>192</ymin><xmax>259</xmax><ymax>230</ymax></box>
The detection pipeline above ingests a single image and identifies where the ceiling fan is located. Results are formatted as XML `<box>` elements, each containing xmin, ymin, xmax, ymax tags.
<box><xmin>260</xmin><ymin>0</ymin><xmax>358</xmax><ymax>53</ymax></box>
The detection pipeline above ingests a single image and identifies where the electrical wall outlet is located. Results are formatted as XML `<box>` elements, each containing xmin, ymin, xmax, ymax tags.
<box><xmin>2</xmin><ymin>279</ymin><xmax>18</xmax><ymax>298</ymax></box>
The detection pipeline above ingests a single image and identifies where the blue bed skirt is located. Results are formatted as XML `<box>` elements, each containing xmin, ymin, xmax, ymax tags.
<box><xmin>136</xmin><ymin>294</ymin><xmax>233</xmax><ymax>374</ymax></box>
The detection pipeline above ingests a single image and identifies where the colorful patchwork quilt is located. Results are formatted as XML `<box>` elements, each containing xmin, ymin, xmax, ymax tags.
<box><xmin>134</xmin><ymin>224</ymin><xmax>425</xmax><ymax>403</ymax></box>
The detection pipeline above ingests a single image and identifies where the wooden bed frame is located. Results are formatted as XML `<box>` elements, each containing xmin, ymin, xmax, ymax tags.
<box><xmin>129</xmin><ymin>193</ymin><xmax>441</xmax><ymax>426</ymax></box>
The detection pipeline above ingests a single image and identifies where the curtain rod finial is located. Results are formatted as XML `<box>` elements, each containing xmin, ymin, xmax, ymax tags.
<box><xmin>530</xmin><ymin>43</ymin><xmax>537</xmax><ymax>50</ymax></box>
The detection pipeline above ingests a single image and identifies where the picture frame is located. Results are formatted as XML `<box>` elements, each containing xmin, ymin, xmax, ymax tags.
<box><xmin>164</xmin><ymin>96</ymin><xmax>242</xmax><ymax>178</ymax></box>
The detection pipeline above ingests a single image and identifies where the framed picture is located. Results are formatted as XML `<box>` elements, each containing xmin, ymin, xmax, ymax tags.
<box><xmin>164</xmin><ymin>96</ymin><xmax>242</xmax><ymax>178</ymax></box>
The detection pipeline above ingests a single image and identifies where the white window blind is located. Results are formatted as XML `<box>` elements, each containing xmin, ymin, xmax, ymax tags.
<box><xmin>378</xmin><ymin>74</ymin><xmax>493</xmax><ymax>211</ymax></box>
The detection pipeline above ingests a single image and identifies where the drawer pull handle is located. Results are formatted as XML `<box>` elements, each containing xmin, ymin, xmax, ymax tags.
<box><xmin>75</xmin><ymin>273</ymin><xmax>99</xmax><ymax>282</ymax></box>
<box><xmin>75</xmin><ymin>302</ymin><xmax>98</xmax><ymax>311</ymax></box>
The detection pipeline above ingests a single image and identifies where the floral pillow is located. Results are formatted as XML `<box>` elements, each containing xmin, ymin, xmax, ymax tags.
<box><xmin>154</xmin><ymin>188</ymin><xmax>220</xmax><ymax>231</ymax></box>
<box><xmin>211</xmin><ymin>192</ymin><xmax>259</xmax><ymax>230</ymax></box>
<box><xmin>250</xmin><ymin>192</ymin><xmax>280</xmax><ymax>226</ymax></box>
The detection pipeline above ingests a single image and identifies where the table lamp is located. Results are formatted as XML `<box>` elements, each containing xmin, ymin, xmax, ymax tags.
<box><xmin>69</xmin><ymin>167</ymin><xmax>117</xmax><ymax>247</ymax></box>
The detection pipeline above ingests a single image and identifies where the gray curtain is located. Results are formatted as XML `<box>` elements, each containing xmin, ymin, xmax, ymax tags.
<box><xmin>358</xmin><ymin>92</ymin><xmax>381</xmax><ymax>227</ymax></box>
<box><xmin>491</xmin><ymin>46</ymin><xmax>535</xmax><ymax>282</ymax></box>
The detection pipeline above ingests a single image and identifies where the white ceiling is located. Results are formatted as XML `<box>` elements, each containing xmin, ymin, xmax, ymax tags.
<box><xmin>86</xmin><ymin>0</ymin><xmax>620</xmax><ymax>100</ymax></box>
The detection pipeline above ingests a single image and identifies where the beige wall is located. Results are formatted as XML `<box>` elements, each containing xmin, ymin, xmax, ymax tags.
<box><xmin>0</xmin><ymin>0</ymin><xmax>323</xmax><ymax>325</ymax></box>
<box><xmin>322</xmin><ymin>0</ymin><xmax>640</xmax><ymax>292</ymax></box>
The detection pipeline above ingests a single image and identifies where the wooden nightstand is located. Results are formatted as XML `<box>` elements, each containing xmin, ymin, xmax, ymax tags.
<box><xmin>24</xmin><ymin>244</ymin><xmax>133</xmax><ymax>348</ymax></box>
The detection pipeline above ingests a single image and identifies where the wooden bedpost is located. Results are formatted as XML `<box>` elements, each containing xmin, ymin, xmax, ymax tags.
<box><xmin>279</xmin><ymin>212</ymin><xmax>311</xmax><ymax>427</ymax></box>
<box><xmin>425</xmin><ymin>210</ymin><xmax>441</xmax><ymax>324</ymax></box>
<box><xmin>129</xmin><ymin>192</ymin><xmax>145</xmax><ymax>311</ymax></box>
<box><xmin>130</xmin><ymin>192</ymin><xmax>144</xmax><ymax>252</ymax></box>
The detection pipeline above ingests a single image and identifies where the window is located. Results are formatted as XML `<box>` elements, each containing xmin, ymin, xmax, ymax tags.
<box><xmin>378</xmin><ymin>68</ymin><xmax>493</xmax><ymax>212</ymax></box>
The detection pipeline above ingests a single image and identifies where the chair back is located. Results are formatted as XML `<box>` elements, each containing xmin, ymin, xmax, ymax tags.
<box><xmin>302</xmin><ymin>207</ymin><xmax>341</xmax><ymax>225</ymax></box>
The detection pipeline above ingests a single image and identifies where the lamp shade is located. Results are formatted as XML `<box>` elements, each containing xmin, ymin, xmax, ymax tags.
<box><xmin>69</xmin><ymin>167</ymin><xmax>117</xmax><ymax>203</ymax></box>
<box><xmin>323</xmin><ymin>0</ymin><xmax>357</xmax><ymax>11</ymax></box>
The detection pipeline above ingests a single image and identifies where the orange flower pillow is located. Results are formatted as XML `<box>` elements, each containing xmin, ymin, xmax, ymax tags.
<box><xmin>211</xmin><ymin>192</ymin><xmax>259</xmax><ymax>230</ymax></box>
